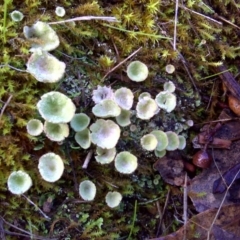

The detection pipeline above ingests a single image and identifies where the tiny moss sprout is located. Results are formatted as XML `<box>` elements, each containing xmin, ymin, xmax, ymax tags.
<box><xmin>114</xmin><ymin>87</ymin><xmax>134</xmax><ymax>110</ymax></box>
<box><xmin>155</xmin><ymin>91</ymin><xmax>177</xmax><ymax>113</ymax></box>
<box><xmin>26</xmin><ymin>119</ymin><xmax>43</xmax><ymax>136</ymax></box>
<box><xmin>74</xmin><ymin>129</ymin><xmax>91</xmax><ymax>149</ymax></box>
<box><xmin>90</xmin><ymin>119</ymin><xmax>121</xmax><ymax>149</ymax></box>
<box><xmin>151</xmin><ymin>130</ymin><xmax>168</xmax><ymax>152</ymax></box>
<box><xmin>38</xmin><ymin>152</ymin><xmax>64</xmax><ymax>182</ymax></box>
<box><xmin>70</xmin><ymin>113</ymin><xmax>90</xmax><ymax>132</ymax></box>
<box><xmin>37</xmin><ymin>91</ymin><xmax>76</xmax><ymax>123</ymax></box>
<box><xmin>24</xmin><ymin>21</ymin><xmax>60</xmax><ymax>52</ymax></box>
<box><xmin>10</xmin><ymin>10</ymin><xmax>24</xmax><ymax>22</ymax></box>
<box><xmin>98</xmin><ymin>55</ymin><xmax>115</xmax><ymax>68</ymax></box>
<box><xmin>92</xmin><ymin>86</ymin><xmax>115</xmax><ymax>104</ymax></box>
<box><xmin>105</xmin><ymin>191</ymin><xmax>122</xmax><ymax>208</ymax></box>
<box><xmin>7</xmin><ymin>171</ymin><xmax>32</xmax><ymax>195</ymax></box>
<box><xmin>114</xmin><ymin>151</ymin><xmax>138</xmax><ymax>174</ymax></box>
<box><xmin>92</xmin><ymin>99</ymin><xmax>121</xmax><ymax>118</ymax></box>
<box><xmin>43</xmin><ymin>121</ymin><xmax>69</xmax><ymax>142</ymax></box>
<box><xmin>136</xmin><ymin>97</ymin><xmax>158</xmax><ymax>120</ymax></box>
<box><xmin>165</xmin><ymin>131</ymin><xmax>180</xmax><ymax>151</ymax></box>
<box><xmin>95</xmin><ymin>147</ymin><xmax>116</xmax><ymax>164</ymax></box>
<box><xmin>26</xmin><ymin>50</ymin><xmax>66</xmax><ymax>83</ymax></box>
<box><xmin>116</xmin><ymin>109</ymin><xmax>131</xmax><ymax>127</ymax></box>
<box><xmin>127</xmin><ymin>60</ymin><xmax>149</xmax><ymax>82</ymax></box>
<box><xmin>55</xmin><ymin>6</ymin><xmax>66</xmax><ymax>17</ymax></box>
<box><xmin>140</xmin><ymin>134</ymin><xmax>158</xmax><ymax>151</ymax></box>
<box><xmin>79</xmin><ymin>180</ymin><xmax>96</xmax><ymax>201</ymax></box>
<box><xmin>165</xmin><ymin>64</ymin><xmax>175</xmax><ymax>74</ymax></box>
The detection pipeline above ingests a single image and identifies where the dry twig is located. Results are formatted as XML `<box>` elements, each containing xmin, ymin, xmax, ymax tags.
<box><xmin>0</xmin><ymin>94</ymin><xmax>12</xmax><ymax>120</ymax></box>
<box><xmin>82</xmin><ymin>150</ymin><xmax>93</xmax><ymax>169</ymax></box>
<box><xmin>101</xmin><ymin>47</ymin><xmax>142</xmax><ymax>81</ymax></box>
<box><xmin>183</xmin><ymin>173</ymin><xmax>188</xmax><ymax>240</ymax></box>
<box><xmin>180</xmin><ymin>5</ymin><xmax>222</xmax><ymax>25</ymax></box>
<box><xmin>173</xmin><ymin>0</ymin><xmax>179</xmax><ymax>51</ymax></box>
<box><xmin>49</xmin><ymin>16</ymin><xmax>118</xmax><ymax>25</ymax></box>
<box><xmin>22</xmin><ymin>194</ymin><xmax>51</xmax><ymax>220</ymax></box>
<box><xmin>0</xmin><ymin>216</ymin><xmax>55</xmax><ymax>240</ymax></box>
<box><xmin>156</xmin><ymin>189</ymin><xmax>170</xmax><ymax>236</ymax></box>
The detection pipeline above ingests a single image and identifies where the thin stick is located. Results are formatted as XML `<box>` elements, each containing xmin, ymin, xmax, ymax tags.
<box><xmin>158</xmin><ymin>24</ymin><xmax>198</xmax><ymax>92</ymax></box>
<box><xmin>111</xmin><ymin>39</ymin><xmax>119</xmax><ymax>59</ymax></box>
<box><xmin>205</xmin><ymin>80</ymin><xmax>215</xmax><ymax>111</ymax></box>
<box><xmin>216</xmin><ymin>15</ymin><xmax>240</xmax><ymax>30</ymax></box>
<box><xmin>22</xmin><ymin>194</ymin><xmax>51</xmax><ymax>220</ymax></box>
<box><xmin>0</xmin><ymin>64</ymin><xmax>27</xmax><ymax>72</ymax></box>
<box><xmin>1</xmin><ymin>215</ymin><xmax>35</xmax><ymax>236</ymax></box>
<box><xmin>48</xmin><ymin>16</ymin><xmax>118</xmax><ymax>25</ymax></box>
<box><xmin>180</xmin><ymin>5</ymin><xmax>222</xmax><ymax>25</ymax></box>
<box><xmin>156</xmin><ymin>189</ymin><xmax>170</xmax><ymax>236</ymax></box>
<box><xmin>0</xmin><ymin>216</ymin><xmax>57</xmax><ymax>240</ymax></box>
<box><xmin>0</xmin><ymin>94</ymin><xmax>12</xmax><ymax>119</ymax></box>
<box><xmin>0</xmin><ymin>217</ymin><xmax>6</xmax><ymax>240</ymax></box>
<box><xmin>155</xmin><ymin>201</ymin><xmax>162</xmax><ymax>233</ymax></box>
<box><xmin>180</xmin><ymin>56</ymin><xmax>198</xmax><ymax>92</ymax></box>
<box><xmin>103</xmin><ymin>180</ymin><xmax>119</xmax><ymax>188</ymax></box>
<box><xmin>195</xmin><ymin>117</ymin><xmax>240</xmax><ymax>125</ymax></box>
<box><xmin>82</xmin><ymin>150</ymin><xmax>93</xmax><ymax>169</ymax></box>
<box><xmin>138</xmin><ymin>196</ymin><xmax>162</xmax><ymax>205</ymax></box>
<box><xmin>173</xmin><ymin>0</ymin><xmax>179</xmax><ymax>51</ymax></box>
<box><xmin>183</xmin><ymin>173</ymin><xmax>188</xmax><ymax>240</ymax></box>
<box><xmin>212</xmin><ymin>150</ymin><xmax>227</xmax><ymax>189</ymax></box>
<box><xmin>3</xmin><ymin>230</ymin><xmax>51</xmax><ymax>239</ymax></box>
<box><xmin>101</xmin><ymin>47</ymin><xmax>142</xmax><ymax>81</ymax></box>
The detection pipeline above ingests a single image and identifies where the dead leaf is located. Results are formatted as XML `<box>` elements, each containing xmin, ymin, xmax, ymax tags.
<box><xmin>153</xmin><ymin>152</ymin><xmax>189</xmax><ymax>186</ymax></box>
<box><xmin>149</xmin><ymin>203</ymin><xmax>240</xmax><ymax>240</ymax></box>
<box><xmin>213</xmin><ymin>162</ymin><xmax>240</xmax><ymax>194</ymax></box>
<box><xmin>189</xmin><ymin>109</ymin><xmax>240</xmax><ymax>212</ymax></box>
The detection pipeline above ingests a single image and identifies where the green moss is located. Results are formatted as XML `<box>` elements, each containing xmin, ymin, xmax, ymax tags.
<box><xmin>0</xmin><ymin>0</ymin><xmax>240</xmax><ymax>238</ymax></box>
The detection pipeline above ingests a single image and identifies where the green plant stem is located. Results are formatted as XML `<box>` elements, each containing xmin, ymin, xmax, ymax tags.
<box><xmin>199</xmin><ymin>68</ymin><xmax>232</xmax><ymax>81</ymax></box>
<box><xmin>103</xmin><ymin>24</ymin><xmax>172</xmax><ymax>40</ymax></box>
<box><xmin>127</xmin><ymin>200</ymin><xmax>137</xmax><ymax>240</ymax></box>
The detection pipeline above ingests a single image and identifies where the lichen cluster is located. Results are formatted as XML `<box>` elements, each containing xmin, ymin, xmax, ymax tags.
<box><xmin>0</xmin><ymin>0</ymin><xmax>240</xmax><ymax>239</ymax></box>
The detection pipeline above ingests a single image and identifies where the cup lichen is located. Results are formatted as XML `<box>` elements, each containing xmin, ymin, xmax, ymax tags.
<box><xmin>38</xmin><ymin>152</ymin><xmax>64</xmax><ymax>183</ymax></box>
<box><xmin>37</xmin><ymin>91</ymin><xmax>76</xmax><ymax>123</ymax></box>
<box><xmin>7</xmin><ymin>171</ymin><xmax>32</xmax><ymax>195</ymax></box>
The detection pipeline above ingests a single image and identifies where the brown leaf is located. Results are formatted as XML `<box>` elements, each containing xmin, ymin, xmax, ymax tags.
<box><xmin>189</xmin><ymin>110</ymin><xmax>240</xmax><ymax>212</ymax></box>
<box><xmin>149</xmin><ymin>203</ymin><xmax>240</xmax><ymax>240</ymax></box>
<box><xmin>153</xmin><ymin>152</ymin><xmax>188</xmax><ymax>186</ymax></box>
<box><xmin>213</xmin><ymin>162</ymin><xmax>240</xmax><ymax>194</ymax></box>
